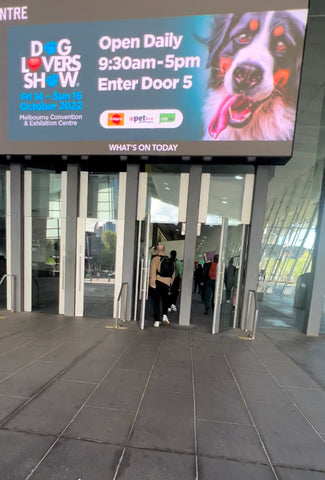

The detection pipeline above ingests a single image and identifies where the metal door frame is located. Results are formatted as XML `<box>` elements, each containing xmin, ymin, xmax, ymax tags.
<box><xmin>133</xmin><ymin>213</ymin><xmax>151</xmax><ymax>328</ymax></box>
<box><xmin>139</xmin><ymin>214</ymin><xmax>151</xmax><ymax>329</ymax></box>
<box><xmin>212</xmin><ymin>217</ymin><xmax>228</xmax><ymax>334</ymax></box>
<box><xmin>75</xmin><ymin>172</ymin><xmax>88</xmax><ymax>317</ymax></box>
<box><xmin>74</xmin><ymin>171</ymin><xmax>125</xmax><ymax>318</ymax></box>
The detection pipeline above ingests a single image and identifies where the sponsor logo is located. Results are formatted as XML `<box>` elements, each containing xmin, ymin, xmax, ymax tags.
<box><xmin>129</xmin><ymin>115</ymin><xmax>154</xmax><ymax>124</ymax></box>
<box><xmin>100</xmin><ymin>109</ymin><xmax>183</xmax><ymax>129</ymax></box>
<box><xmin>107</xmin><ymin>113</ymin><xmax>124</xmax><ymax>126</ymax></box>
<box><xmin>159</xmin><ymin>113</ymin><xmax>176</xmax><ymax>123</ymax></box>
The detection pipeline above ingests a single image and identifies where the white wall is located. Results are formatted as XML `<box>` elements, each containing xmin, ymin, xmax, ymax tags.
<box><xmin>159</xmin><ymin>240</ymin><xmax>185</xmax><ymax>260</ymax></box>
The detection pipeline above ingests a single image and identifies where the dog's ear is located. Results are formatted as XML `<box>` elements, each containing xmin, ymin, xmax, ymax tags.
<box><xmin>293</xmin><ymin>17</ymin><xmax>306</xmax><ymax>81</ymax></box>
<box><xmin>285</xmin><ymin>12</ymin><xmax>306</xmax><ymax>91</ymax></box>
<box><xmin>206</xmin><ymin>14</ymin><xmax>235</xmax><ymax>69</ymax></box>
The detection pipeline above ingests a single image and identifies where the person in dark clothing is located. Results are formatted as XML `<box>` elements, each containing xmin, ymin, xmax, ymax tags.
<box><xmin>224</xmin><ymin>257</ymin><xmax>237</xmax><ymax>303</ymax></box>
<box><xmin>168</xmin><ymin>250</ymin><xmax>182</xmax><ymax>312</ymax></box>
<box><xmin>200</xmin><ymin>261</ymin><xmax>211</xmax><ymax>303</ymax></box>
<box><xmin>193</xmin><ymin>263</ymin><xmax>203</xmax><ymax>294</ymax></box>
<box><xmin>149</xmin><ymin>244</ymin><xmax>175</xmax><ymax>327</ymax></box>
<box><xmin>204</xmin><ymin>254</ymin><xmax>219</xmax><ymax>314</ymax></box>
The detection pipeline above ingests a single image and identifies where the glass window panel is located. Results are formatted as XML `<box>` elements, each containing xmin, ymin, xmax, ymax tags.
<box><xmin>31</xmin><ymin>171</ymin><xmax>61</xmax><ymax>313</ymax></box>
<box><xmin>258</xmin><ymin>163</ymin><xmax>321</xmax><ymax>333</ymax></box>
<box><xmin>147</xmin><ymin>173</ymin><xmax>181</xmax><ymax>224</ymax></box>
<box><xmin>206</xmin><ymin>175</ymin><xmax>245</xmax><ymax>225</ymax></box>
<box><xmin>31</xmin><ymin>172</ymin><xmax>61</xmax><ymax>218</ymax></box>
<box><xmin>87</xmin><ymin>174</ymin><xmax>119</xmax><ymax>220</ymax></box>
<box><xmin>83</xmin><ymin>173</ymin><xmax>119</xmax><ymax>318</ymax></box>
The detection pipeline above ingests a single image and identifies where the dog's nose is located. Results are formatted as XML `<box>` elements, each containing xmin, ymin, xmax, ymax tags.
<box><xmin>233</xmin><ymin>63</ymin><xmax>264</xmax><ymax>92</ymax></box>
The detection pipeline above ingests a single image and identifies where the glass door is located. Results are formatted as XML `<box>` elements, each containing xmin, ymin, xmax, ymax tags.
<box><xmin>134</xmin><ymin>168</ymin><xmax>253</xmax><ymax>332</ymax></box>
<box><xmin>212</xmin><ymin>217</ymin><xmax>228</xmax><ymax>334</ymax></box>
<box><xmin>24</xmin><ymin>170</ymin><xmax>62</xmax><ymax>314</ymax></box>
<box><xmin>134</xmin><ymin>213</ymin><xmax>151</xmax><ymax>329</ymax></box>
<box><xmin>135</xmin><ymin>168</ymin><xmax>189</xmax><ymax>328</ymax></box>
<box><xmin>75</xmin><ymin>173</ymin><xmax>120</xmax><ymax>318</ymax></box>
<box><xmin>192</xmin><ymin>172</ymin><xmax>254</xmax><ymax>333</ymax></box>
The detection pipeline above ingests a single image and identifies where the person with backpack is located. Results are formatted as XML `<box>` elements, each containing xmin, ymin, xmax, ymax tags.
<box><xmin>204</xmin><ymin>254</ymin><xmax>219</xmax><ymax>314</ymax></box>
<box><xmin>149</xmin><ymin>244</ymin><xmax>175</xmax><ymax>327</ymax></box>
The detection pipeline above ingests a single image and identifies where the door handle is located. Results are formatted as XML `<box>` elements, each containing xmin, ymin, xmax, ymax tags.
<box><xmin>139</xmin><ymin>257</ymin><xmax>144</xmax><ymax>300</ymax></box>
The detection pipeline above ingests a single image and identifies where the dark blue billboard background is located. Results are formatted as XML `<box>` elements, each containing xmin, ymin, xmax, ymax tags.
<box><xmin>8</xmin><ymin>15</ymin><xmax>210</xmax><ymax>141</ymax></box>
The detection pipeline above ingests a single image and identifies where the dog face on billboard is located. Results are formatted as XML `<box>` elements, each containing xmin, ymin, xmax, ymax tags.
<box><xmin>202</xmin><ymin>11</ymin><xmax>305</xmax><ymax>141</ymax></box>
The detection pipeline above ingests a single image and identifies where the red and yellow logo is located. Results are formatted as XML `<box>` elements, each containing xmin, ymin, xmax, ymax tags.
<box><xmin>107</xmin><ymin>113</ymin><xmax>124</xmax><ymax>126</ymax></box>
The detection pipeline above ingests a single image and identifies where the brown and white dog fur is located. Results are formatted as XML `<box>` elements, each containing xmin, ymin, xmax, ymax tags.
<box><xmin>202</xmin><ymin>11</ymin><xmax>305</xmax><ymax>141</ymax></box>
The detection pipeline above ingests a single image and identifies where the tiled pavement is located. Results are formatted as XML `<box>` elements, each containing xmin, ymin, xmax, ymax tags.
<box><xmin>0</xmin><ymin>310</ymin><xmax>324</xmax><ymax>479</ymax></box>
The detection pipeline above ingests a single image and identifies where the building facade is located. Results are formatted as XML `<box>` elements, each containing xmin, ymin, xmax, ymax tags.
<box><xmin>0</xmin><ymin>0</ymin><xmax>324</xmax><ymax>336</ymax></box>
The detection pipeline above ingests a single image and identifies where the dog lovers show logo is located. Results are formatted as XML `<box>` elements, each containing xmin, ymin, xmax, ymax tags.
<box><xmin>20</xmin><ymin>38</ymin><xmax>81</xmax><ymax>89</ymax></box>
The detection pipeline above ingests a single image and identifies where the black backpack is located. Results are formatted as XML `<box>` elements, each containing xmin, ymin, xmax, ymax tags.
<box><xmin>159</xmin><ymin>256</ymin><xmax>174</xmax><ymax>278</ymax></box>
<box><xmin>201</xmin><ymin>262</ymin><xmax>212</xmax><ymax>281</ymax></box>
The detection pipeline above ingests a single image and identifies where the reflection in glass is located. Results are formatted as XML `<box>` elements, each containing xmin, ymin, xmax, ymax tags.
<box><xmin>258</xmin><ymin>164</ymin><xmax>321</xmax><ymax>332</ymax></box>
<box><xmin>31</xmin><ymin>172</ymin><xmax>61</xmax><ymax>313</ymax></box>
<box><xmin>83</xmin><ymin>174</ymin><xmax>119</xmax><ymax>318</ymax></box>
<box><xmin>147</xmin><ymin>174</ymin><xmax>181</xmax><ymax>224</ymax></box>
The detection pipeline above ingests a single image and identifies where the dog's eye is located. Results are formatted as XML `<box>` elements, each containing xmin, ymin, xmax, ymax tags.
<box><xmin>236</xmin><ymin>33</ymin><xmax>250</xmax><ymax>44</ymax></box>
<box><xmin>276</xmin><ymin>41</ymin><xmax>286</xmax><ymax>53</ymax></box>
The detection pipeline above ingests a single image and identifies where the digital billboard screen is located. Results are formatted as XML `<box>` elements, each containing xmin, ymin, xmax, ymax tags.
<box><xmin>0</xmin><ymin>0</ymin><xmax>309</xmax><ymax>158</ymax></box>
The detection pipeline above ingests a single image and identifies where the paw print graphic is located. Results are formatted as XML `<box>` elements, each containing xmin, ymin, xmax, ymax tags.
<box><xmin>46</xmin><ymin>74</ymin><xmax>59</xmax><ymax>87</ymax></box>
<box><xmin>43</xmin><ymin>41</ymin><xmax>57</xmax><ymax>55</ymax></box>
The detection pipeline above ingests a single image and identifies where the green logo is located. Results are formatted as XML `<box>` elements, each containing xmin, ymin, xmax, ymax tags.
<box><xmin>159</xmin><ymin>113</ymin><xmax>176</xmax><ymax>123</ymax></box>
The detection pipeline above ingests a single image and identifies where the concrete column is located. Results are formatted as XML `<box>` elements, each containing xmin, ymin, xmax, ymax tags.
<box><xmin>241</xmin><ymin>165</ymin><xmax>274</xmax><ymax>331</ymax></box>
<box><xmin>122</xmin><ymin>164</ymin><xmax>139</xmax><ymax>321</ymax></box>
<box><xmin>64</xmin><ymin>164</ymin><xmax>80</xmax><ymax>315</ymax></box>
<box><xmin>9</xmin><ymin>164</ymin><xmax>24</xmax><ymax>311</ymax></box>
<box><xmin>179</xmin><ymin>165</ymin><xmax>202</xmax><ymax>326</ymax></box>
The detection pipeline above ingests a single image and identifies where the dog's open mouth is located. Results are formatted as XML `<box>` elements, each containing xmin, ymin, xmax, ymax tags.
<box><xmin>208</xmin><ymin>94</ymin><xmax>258</xmax><ymax>139</ymax></box>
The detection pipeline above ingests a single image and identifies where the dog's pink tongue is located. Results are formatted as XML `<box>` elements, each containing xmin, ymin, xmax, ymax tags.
<box><xmin>208</xmin><ymin>94</ymin><xmax>238</xmax><ymax>139</ymax></box>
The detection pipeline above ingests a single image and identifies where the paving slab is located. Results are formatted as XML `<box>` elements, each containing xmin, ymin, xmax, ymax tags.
<box><xmin>28</xmin><ymin>437</ymin><xmax>123</xmax><ymax>480</ymax></box>
<box><xmin>0</xmin><ymin>430</ymin><xmax>56</xmax><ymax>480</ymax></box>
<box><xmin>116</xmin><ymin>447</ymin><xmax>195</xmax><ymax>479</ymax></box>
<box><xmin>198</xmin><ymin>457</ymin><xmax>276</xmax><ymax>480</ymax></box>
